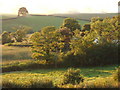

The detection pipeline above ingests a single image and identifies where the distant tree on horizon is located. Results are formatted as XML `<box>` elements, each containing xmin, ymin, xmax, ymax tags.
<box><xmin>18</xmin><ymin>7</ymin><xmax>29</xmax><ymax>16</ymax></box>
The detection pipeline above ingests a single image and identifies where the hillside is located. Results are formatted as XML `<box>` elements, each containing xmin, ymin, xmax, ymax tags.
<box><xmin>2</xmin><ymin>15</ymin><xmax>89</xmax><ymax>32</ymax></box>
<box><xmin>53</xmin><ymin>13</ymin><xmax>117</xmax><ymax>20</ymax></box>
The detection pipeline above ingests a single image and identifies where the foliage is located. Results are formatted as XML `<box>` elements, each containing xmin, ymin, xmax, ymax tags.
<box><xmin>11</xmin><ymin>26</ymin><xmax>31</xmax><ymax>42</ymax></box>
<box><xmin>30</xmin><ymin>26</ymin><xmax>64</xmax><ymax>65</ymax></box>
<box><xmin>59</xmin><ymin>27</ymin><xmax>73</xmax><ymax>51</ymax></box>
<box><xmin>113</xmin><ymin>66</ymin><xmax>120</xmax><ymax>82</ymax></box>
<box><xmin>2</xmin><ymin>65</ymin><xmax>118</xmax><ymax>88</ymax></box>
<box><xmin>90</xmin><ymin>17</ymin><xmax>103</xmax><ymax>23</ymax></box>
<box><xmin>1</xmin><ymin>31</ymin><xmax>13</xmax><ymax>44</ymax></box>
<box><xmin>91</xmin><ymin>16</ymin><xmax>119</xmax><ymax>44</ymax></box>
<box><xmin>62</xmin><ymin>16</ymin><xmax>119</xmax><ymax>67</ymax></box>
<box><xmin>82</xmin><ymin>23</ymin><xmax>91</xmax><ymax>31</ymax></box>
<box><xmin>61</xmin><ymin>18</ymin><xmax>81</xmax><ymax>32</ymax></box>
<box><xmin>62</xmin><ymin>68</ymin><xmax>84</xmax><ymax>85</ymax></box>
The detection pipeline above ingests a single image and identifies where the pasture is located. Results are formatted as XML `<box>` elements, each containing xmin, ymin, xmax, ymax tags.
<box><xmin>1</xmin><ymin>65</ymin><xmax>118</xmax><ymax>88</ymax></box>
<box><xmin>2</xmin><ymin>15</ymin><xmax>89</xmax><ymax>32</ymax></box>
<box><xmin>2</xmin><ymin>46</ymin><xmax>32</xmax><ymax>61</ymax></box>
<box><xmin>53</xmin><ymin>13</ymin><xmax>117</xmax><ymax>20</ymax></box>
<box><xmin>1</xmin><ymin>46</ymin><xmax>119</xmax><ymax>88</ymax></box>
<box><xmin>1</xmin><ymin>14</ymin><xmax>119</xmax><ymax>88</ymax></box>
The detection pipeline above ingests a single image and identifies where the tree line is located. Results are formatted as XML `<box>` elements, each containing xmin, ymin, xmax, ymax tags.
<box><xmin>1</xmin><ymin>15</ymin><xmax>119</xmax><ymax>67</ymax></box>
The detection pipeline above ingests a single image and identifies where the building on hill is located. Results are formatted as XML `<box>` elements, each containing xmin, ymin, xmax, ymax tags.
<box><xmin>18</xmin><ymin>7</ymin><xmax>29</xmax><ymax>16</ymax></box>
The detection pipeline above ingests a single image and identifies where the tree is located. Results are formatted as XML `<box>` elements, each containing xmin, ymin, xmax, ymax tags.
<box><xmin>90</xmin><ymin>17</ymin><xmax>103</xmax><ymax>23</ymax></box>
<box><xmin>82</xmin><ymin>23</ymin><xmax>91</xmax><ymax>31</ymax></box>
<box><xmin>30</xmin><ymin>26</ymin><xmax>64</xmax><ymax>65</ymax></box>
<box><xmin>61</xmin><ymin>18</ymin><xmax>81</xmax><ymax>32</ymax></box>
<box><xmin>59</xmin><ymin>27</ymin><xmax>73</xmax><ymax>51</ymax></box>
<box><xmin>91</xmin><ymin>17</ymin><xmax>119</xmax><ymax>44</ymax></box>
<box><xmin>11</xmin><ymin>26</ymin><xmax>32</xmax><ymax>42</ymax></box>
<box><xmin>18</xmin><ymin>7</ymin><xmax>29</xmax><ymax>16</ymax></box>
<box><xmin>1</xmin><ymin>31</ymin><xmax>13</xmax><ymax>44</ymax></box>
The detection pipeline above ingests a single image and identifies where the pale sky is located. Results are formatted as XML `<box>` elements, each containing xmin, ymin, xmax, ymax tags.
<box><xmin>0</xmin><ymin>0</ymin><xmax>119</xmax><ymax>14</ymax></box>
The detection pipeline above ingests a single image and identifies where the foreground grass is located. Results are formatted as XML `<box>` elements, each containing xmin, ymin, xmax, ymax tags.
<box><xmin>2</xmin><ymin>65</ymin><xmax>119</xmax><ymax>88</ymax></box>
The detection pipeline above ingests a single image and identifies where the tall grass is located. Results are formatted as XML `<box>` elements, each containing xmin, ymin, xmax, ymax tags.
<box><xmin>2</xmin><ymin>46</ymin><xmax>32</xmax><ymax>61</ymax></box>
<box><xmin>1</xmin><ymin>67</ymin><xmax>119</xmax><ymax>88</ymax></box>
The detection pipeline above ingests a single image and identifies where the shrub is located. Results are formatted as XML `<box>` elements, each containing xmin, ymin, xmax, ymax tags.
<box><xmin>113</xmin><ymin>66</ymin><xmax>120</xmax><ymax>82</ymax></box>
<box><xmin>62</xmin><ymin>68</ymin><xmax>84</xmax><ymax>85</ymax></box>
<box><xmin>1</xmin><ymin>31</ymin><xmax>13</xmax><ymax>44</ymax></box>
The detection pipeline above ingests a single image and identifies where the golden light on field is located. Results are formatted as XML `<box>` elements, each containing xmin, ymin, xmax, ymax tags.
<box><xmin>0</xmin><ymin>0</ymin><xmax>119</xmax><ymax>14</ymax></box>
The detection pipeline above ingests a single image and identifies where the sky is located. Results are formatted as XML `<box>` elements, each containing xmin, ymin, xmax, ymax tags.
<box><xmin>0</xmin><ymin>0</ymin><xmax>119</xmax><ymax>15</ymax></box>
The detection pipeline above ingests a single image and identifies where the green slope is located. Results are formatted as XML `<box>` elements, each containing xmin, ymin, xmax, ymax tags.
<box><xmin>2</xmin><ymin>15</ymin><xmax>89</xmax><ymax>32</ymax></box>
<box><xmin>53</xmin><ymin>13</ymin><xmax>117</xmax><ymax>20</ymax></box>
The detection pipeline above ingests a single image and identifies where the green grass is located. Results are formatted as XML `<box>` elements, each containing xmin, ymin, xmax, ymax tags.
<box><xmin>2</xmin><ymin>15</ymin><xmax>89</xmax><ymax>32</ymax></box>
<box><xmin>1</xmin><ymin>14</ymin><xmax>17</xmax><ymax>19</ymax></box>
<box><xmin>53</xmin><ymin>13</ymin><xmax>118</xmax><ymax>20</ymax></box>
<box><xmin>1</xmin><ymin>65</ymin><xmax>119</xmax><ymax>88</ymax></box>
<box><xmin>2</xmin><ymin>46</ymin><xmax>32</xmax><ymax>61</ymax></box>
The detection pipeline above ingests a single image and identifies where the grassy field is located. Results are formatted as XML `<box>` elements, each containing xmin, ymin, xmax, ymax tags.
<box><xmin>1</xmin><ymin>12</ymin><xmax>119</xmax><ymax>88</ymax></box>
<box><xmin>2</xmin><ymin>15</ymin><xmax>89</xmax><ymax>32</ymax></box>
<box><xmin>53</xmin><ymin>13</ymin><xmax>118</xmax><ymax>20</ymax></box>
<box><xmin>1</xmin><ymin>14</ymin><xmax>17</xmax><ymax>19</ymax></box>
<box><xmin>1</xmin><ymin>65</ymin><xmax>118</xmax><ymax>88</ymax></box>
<box><xmin>2</xmin><ymin>46</ymin><xmax>32</xmax><ymax>61</ymax></box>
<box><xmin>1</xmin><ymin>45</ymin><xmax>119</xmax><ymax>88</ymax></box>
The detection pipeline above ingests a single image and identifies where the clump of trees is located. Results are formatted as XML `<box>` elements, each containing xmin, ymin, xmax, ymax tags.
<box><xmin>30</xmin><ymin>16</ymin><xmax>119</xmax><ymax>67</ymax></box>
<box><xmin>1</xmin><ymin>26</ymin><xmax>32</xmax><ymax>44</ymax></box>
<box><xmin>61</xmin><ymin>18</ymin><xmax>81</xmax><ymax>32</ymax></box>
<box><xmin>1</xmin><ymin>31</ymin><xmax>13</xmax><ymax>44</ymax></box>
<box><xmin>30</xmin><ymin>26</ymin><xmax>65</xmax><ymax>66</ymax></box>
<box><xmin>1</xmin><ymin>16</ymin><xmax>119</xmax><ymax>67</ymax></box>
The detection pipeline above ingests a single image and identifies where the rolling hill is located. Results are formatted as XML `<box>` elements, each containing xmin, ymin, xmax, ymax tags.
<box><xmin>53</xmin><ymin>13</ymin><xmax>117</xmax><ymax>20</ymax></box>
<box><xmin>2</xmin><ymin>15</ymin><xmax>89</xmax><ymax>32</ymax></box>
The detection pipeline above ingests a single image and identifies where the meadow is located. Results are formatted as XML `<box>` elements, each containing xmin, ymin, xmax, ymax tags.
<box><xmin>1</xmin><ymin>45</ymin><xmax>119</xmax><ymax>88</ymax></box>
<box><xmin>2</xmin><ymin>15</ymin><xmax>89</xmax><ymax>32</ymax></box>
<box><xmin>2</xmin><ymin>46</ymin><xmax>32</xmax><ymax>61</ymax></box>
<box><xmin>1</xmin><ymin>14</ymin><xmax>119</xmax><ymax>88</ymax></box>
<box><xmin>53</xmin><ymin>13</ymin><xmax>117</xmax><ymax>20</ymax></box>
<box><xmin>1</xmin><ymin>64</ymin><xmax>119</xmax><ymax>88</ymax></box>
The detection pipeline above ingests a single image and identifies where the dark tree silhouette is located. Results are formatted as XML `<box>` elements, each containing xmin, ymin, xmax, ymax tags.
<box><xmin>18</xmin><ymin>7</ymin><xmax>29</xmax><ymax>16</ymax></box>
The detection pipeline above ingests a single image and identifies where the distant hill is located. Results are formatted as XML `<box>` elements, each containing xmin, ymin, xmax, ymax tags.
<box><xmin>2</xmin><ymin>15</ymin><xmax>89</xmax><ymax>32</ymax></box>
<box><xmin>53</xmin><ymin>13</ymin><xmax>117</xmax><ymax>20</ymax></box>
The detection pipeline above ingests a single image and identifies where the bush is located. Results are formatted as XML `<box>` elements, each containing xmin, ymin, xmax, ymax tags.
<box><xmin>113</xmin><ymin>66</ymin><xmax>120</xmax><ymax>82</ymax></box>
<box><xmin>62</xmin><ymin>68</ymin><xmax>84</xmax><ymax>85</ymax></box>
<box><xmin>1</xmin><ymin>31</ymin><xmax>13</xmax><ymax>44</ymax></box>
<box><xmin>62</xmin><ymin>43</ymin><xmax>118</xmax><ymax>67</ymax></box>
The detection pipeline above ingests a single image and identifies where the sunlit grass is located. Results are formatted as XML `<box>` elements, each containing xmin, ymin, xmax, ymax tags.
<box><xmin>1</xmin><ymin>66</ymin><xmax>119</xmax><ymax>88</ymax></box>
<box><xmin>2</xmin><ymin>46</ymin><xmax>32</xmax><ymax>61</ymax></box>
